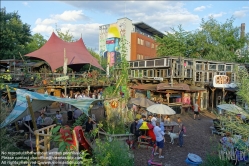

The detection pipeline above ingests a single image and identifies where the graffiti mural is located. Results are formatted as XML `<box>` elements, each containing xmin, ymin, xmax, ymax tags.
<box><xmin>100</xmin><ymin>21</ymin><xmax>127</xmax><ymax>67</ymax></box>
<box><xmin>103</xmin><ymin>24</ymin><xmax>121</xmax><ymax>67</ymax></box>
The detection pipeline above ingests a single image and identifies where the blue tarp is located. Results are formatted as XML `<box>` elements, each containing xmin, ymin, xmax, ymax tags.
<box><xmin>1</xmin><ymin>89</ymin><xmax>101</xmax><ymax>128</ymax></box>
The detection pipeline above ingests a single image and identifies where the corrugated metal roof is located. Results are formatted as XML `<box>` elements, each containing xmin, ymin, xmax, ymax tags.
<box><xmin>131</xmin><ymin>84</ymin><xmax>157</xmax><ymax>91</ymax></box>
<box><xmin>157</xmin><ymin>83</ymin><xmax>190</xmax><ymax>91</ymax></box>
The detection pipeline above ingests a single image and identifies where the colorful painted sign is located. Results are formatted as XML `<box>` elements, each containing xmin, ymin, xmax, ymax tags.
<box><xmin>213</xmin><ymin>75</ymin><xmax>236</xmax><ymax>88</ymax></box>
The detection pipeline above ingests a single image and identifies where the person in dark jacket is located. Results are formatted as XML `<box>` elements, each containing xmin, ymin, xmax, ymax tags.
<box><xmin>130</xmin><ymin>118</ymin><xmax>139</xmax><ymax>135</ymax></box>
<box><xmin>85</xmin><ymin>118</ymin><xmax>94</xmax><ymax>133</ymax></box>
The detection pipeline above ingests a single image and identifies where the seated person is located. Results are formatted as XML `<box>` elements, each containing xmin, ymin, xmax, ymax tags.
<box><xmin>73</xmin><ymin>109</ymin><xmax>82</xmax><ymax>120</ymax></box>
<box><xmin>36</xmin><ymin>113</ymin><xmax>45</xmax><ymax>129</ymax></box>
<box><xmin>56</xmin><ymin>111</ymin><xmax>63</xmax><ymax>124</ymax></box>
<box><xmin>220</xmin><ymin>132</ymin><xmax>234</xmax><ymax>151</ymax></box>
<box><xmin>85</xmin><ymin>118</ymin><xmax>94</xmax><ymax>133</ymax></box>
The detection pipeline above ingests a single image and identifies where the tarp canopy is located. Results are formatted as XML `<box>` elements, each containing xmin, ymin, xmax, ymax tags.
<box><xmin>24</xmin><ymin>32</ymin><xmax>104</xmax><ymax>72</ymax></box>
<box><xmin>0</xmin><ymin>89</ymin><xmax>101</xmax><ymax>128</ymax></box>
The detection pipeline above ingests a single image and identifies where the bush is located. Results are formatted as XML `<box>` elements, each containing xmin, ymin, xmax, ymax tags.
<box><xmin>201</xmin><ymin>154</ymin><xmax>233</xmax><ymax>166</ymax></box>
<box><xmin>94</xmin><ymin>138</ymin><xmax>134</xmax><ymax>166</ymax></box>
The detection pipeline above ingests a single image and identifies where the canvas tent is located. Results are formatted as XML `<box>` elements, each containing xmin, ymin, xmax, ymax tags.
<box><xmin>24</xmin><ymin>32</ymin><xmax>104</xmax><ymax>72</ymax></box>
<box><xmin>0</xmin><ymin>89</ymin><xmax>100</xmax><ymax>128</ymax></box>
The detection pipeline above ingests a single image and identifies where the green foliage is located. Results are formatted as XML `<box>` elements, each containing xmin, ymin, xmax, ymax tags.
<box><xmin>55</xmin><ymin>25</ymin><xmax>75</xmax><ymax>42</ymax></box>
<box><xmin>51</xmin><ymin>126</ymin><xmax>93</xmax><ymax>165</ymax></box>
<box><xmin>102</xmin><ymin>86</ymin><xmax>116</xmax><ymax>99</ymax></box>
<box><xmin>102</xmin><ymin>117</ymin><xmax>127</xmax><ymax>134</ymax></box>
<box><xmin>156</xmin><ymin>16</ymin><xmax>249</xmax><ymax>63</ymax></box>
<box><xmin>0</xmin><ymin>8</ymin><xmax>32</xmax><ymax>59</ymax></box>
<box><xmin>201</xmin><ymin>136</ymin><xmax>234</xmax><ymax>166</ymax></box>
<box><xmin>201</xmin><ymin>154</ymin><xmax>233</xmax><ymax>166</ymax></box>
<box><xmin>0</xmin><ymin>74</ymin><xmax>11</xmax><ymax>89</ymax></box>
<box><xmin>72</xmin><ymin>114</ymin><xmax>88</xmax><ymax>129</ymax></box>
<box><xmin>26</xmin><ymin>33</ymin><xmax>47</xmax><ymax>53</ymax></box>
<box><xmin>94</xmin><ymin>138</ymin><xmax>134</xmax><ymax>166</ymax></box>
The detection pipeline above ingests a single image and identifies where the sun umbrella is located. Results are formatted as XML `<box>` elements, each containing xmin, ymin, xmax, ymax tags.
<box><xmin>147</xmin><ymin>104</ymin><xmax>176</xmax><ymax>122</ymax></box>
<box><xmin>129</xmin><ymin>98</ymin><xmax>155</xmax><ymax>108</ymax></box>
<box><xmin>147</xmin><ymin>104</ymin><xmax>176</xmax><ymax>115</ymax></box>
<box><xmin>217</xmin><ymin>104</ymin><xmax>249</xmax><ymax>116</ymax></box>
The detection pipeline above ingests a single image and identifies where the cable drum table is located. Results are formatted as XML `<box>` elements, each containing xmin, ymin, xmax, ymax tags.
<box><xmin>164</xmin><ymin>121</ymin><xmax>179</xmax><ymax>133</ymax></box>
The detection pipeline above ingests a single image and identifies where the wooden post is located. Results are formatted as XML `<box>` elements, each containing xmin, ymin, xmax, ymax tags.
<box><xmin>6</xmin><ymin>85</ymin><xmax>19</xmax><ymax>130</ymax></box>
<box><xmin>210</xmin><ymin>88</ymin><xmax>216</xmax><ymax>110</ymax></box>
<box><xmin>26</xmin><ymin>95</ymin><xmax>38</xmax><ymax>130</ymax></box>
<box><xmin>6</xmin><ymin>85</ymin><xmax>13</xmax><ymax>108</ymax></box>
<box><xmin>222</xmin><ymin>87</ymin><xmax>227</xmax><ymax>102</ymax></box>
<box><xmin>198</xmin><ymin>91</ymin><xmax>202</xmax><ymax>108</ymax></box>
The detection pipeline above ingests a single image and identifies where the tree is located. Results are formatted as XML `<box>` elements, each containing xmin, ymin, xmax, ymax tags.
<box><xmin>55</xmin><ymin>25</ymin><xmax>75</xmax><ymax>42</ymax></box>
<box><xmin>156</xmin><ymin>16</ymin><xmax>249</xmax><ymax>62</ymax></box>
<box><xmin>26</xmin><ymin>33</ymin><xmax>47</xmax><ymax>53</ymax></box>
<box><xmin>155</xmin><ymin>25</ymin><xmax>194</xmax><ymax>57</ymax></box>
<box><xmin>0</xmin><ymin>8</ymin><xmax>32</xmax><ymax>60</ymax></box>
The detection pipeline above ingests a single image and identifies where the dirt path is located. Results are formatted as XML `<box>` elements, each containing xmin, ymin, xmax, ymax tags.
<box><xmin>133</xmin><ymin>110</ymin><xmax>221</xmax><ymax>166</ymax></box>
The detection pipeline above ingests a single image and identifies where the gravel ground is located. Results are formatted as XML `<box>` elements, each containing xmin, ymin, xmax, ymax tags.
<box><xmin>133</xmin><ymin>110</ymin><xmax>221</xmax><ymax>166</ymax></box>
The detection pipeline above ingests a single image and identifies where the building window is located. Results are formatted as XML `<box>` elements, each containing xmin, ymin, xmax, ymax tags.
<box><xmin>140</xmin><ymin>55</ymin><xmax>144</xmax><ymax>59</ymax></box>
<box><xmin>137</xmin><ymin>54</ymin><xmax>140</xmax><ymax>60</ymax></box>
<box><xmin>151</xmin><ymin>43</ymin><xmax>154</xmax><ymax>48</ymax></box>
<box><xmin>145</xmin><ymin>41</ymin><xmax>150</xmax><ymax>47</ymax></box>
<box><xmin>137</xmin><ymin>38</ymin><xmax>140</xmax><ymax>45</ymax></box>
<box><xmin>141</xmin><ymin>39</ymin><xmax>144</xmax><ymax>45</ymax></box>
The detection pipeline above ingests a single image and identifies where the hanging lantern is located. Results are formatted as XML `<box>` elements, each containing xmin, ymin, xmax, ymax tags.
<box><xmin>110</xmin><ymin>100</ymin><xmax>118</xmax><ymax>108</ymax></box>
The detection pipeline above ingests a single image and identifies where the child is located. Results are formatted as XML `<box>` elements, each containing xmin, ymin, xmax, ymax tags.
<box><xmin>56</xmin><ymin>111</ymin><xmax>63</xmax><ymax>124</ymax></box>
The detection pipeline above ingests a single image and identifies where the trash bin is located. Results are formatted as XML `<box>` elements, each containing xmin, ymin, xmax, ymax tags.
<box><xmin>185</xmin><ymin>153</ymin><xmax>202</xmax><ymax>166</ymax></box>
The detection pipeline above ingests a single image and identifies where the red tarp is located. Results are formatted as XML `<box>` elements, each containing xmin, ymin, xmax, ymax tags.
<box><xmin>25</xmin><ymin>32</ymin><xmax>104</xmax><ymax>71</ymax></box>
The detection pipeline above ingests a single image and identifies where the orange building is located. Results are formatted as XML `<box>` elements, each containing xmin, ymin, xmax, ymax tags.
<box><xmin>99</xmin><ymin>18</ymin><xmax>164</xmax><ymax>64</ymax></box>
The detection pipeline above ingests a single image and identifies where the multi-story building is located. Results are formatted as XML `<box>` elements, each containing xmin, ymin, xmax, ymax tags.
<box><xmin>99</xmin><ymin>17</ymin><xmax>164</xmax><ymax>67</ymax></box>
<box><xmin>117</xmin><ymin>56</ymin><xmax>245</xmax><ymax>111</ymax></box>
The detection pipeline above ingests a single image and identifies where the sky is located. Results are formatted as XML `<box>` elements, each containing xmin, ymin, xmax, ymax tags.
<box><xmin>2</xmin><ymin>1</ymin><xmax>249</xmax><ymax>52</ymax></box>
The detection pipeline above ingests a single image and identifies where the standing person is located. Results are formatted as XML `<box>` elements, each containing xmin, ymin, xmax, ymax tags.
<box><xmin>136</xmin><ymin>115</ymin><xmax>147</xmax><ymax>130</ymax></box>
<box><xmin>73</xmin><ymin>108</ymin><xmax>82</xmax><ymax>120</ymax></box>
<box><xmin>23</xmin><ymin>114</ymin><xmax>33</xmax><ymax>131</ymax></box>
<box><xmin>153</xmin><ymin>122</ymin><xmax>165</xmax><ymax>159</ymax></box>
<box><xmin>130</xmin><ymin>118</ymin><xmax>139</xmax><ymax>147</ymax></box>
<box><xmin>193</xmin><ymin>101</ymin><xmax>201</xmax><ymax>120</ymax></box>
<box><xmin>56</xmin><ymin>111</ymin><xmax>63</xmax><ymax>124</ymax></box>
<box><xmin>177</xmin><ymin>117</ymin><xmax>184</xmax><ymax>147</ymax></box>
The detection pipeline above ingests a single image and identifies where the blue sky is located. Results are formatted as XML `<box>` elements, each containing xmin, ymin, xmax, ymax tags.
<box><xmin>2</xmin><ymin>1</ymin><xmax>249</xmax><ymax>50</ymax></box>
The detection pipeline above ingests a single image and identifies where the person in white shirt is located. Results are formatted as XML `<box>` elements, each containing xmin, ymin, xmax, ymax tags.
<box><xmin>151</xmin><ymin>116</ymin><xmax>157</xmax><ymax>127</ymax></box>
<box><xmin>193</xmin><ymin>101</ymin><xmax>200</xmax><ymax>120</ymax></box>
<box><xmin>153</xmin><ymin>122</ymin><xmax>165</xmax><ymax>159</ymax></box>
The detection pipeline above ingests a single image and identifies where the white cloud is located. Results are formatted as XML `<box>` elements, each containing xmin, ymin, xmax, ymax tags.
<box><xmin>242</xmin><ymin>6</ymin><xmax>249</xmax><ymax>9</ymax></box>
<box><xmin>51</xmin><ymin>10</ymin><xmax>89</xmax><ymax>22</ymax></box>
<box><xmin>194</xmin><ymin>6</ymin><xmax>206</xmax><ymax>12</ymax></box>
<box><xmin>22</xmin><ymin>2</ymin><xmax>29</xmax><ymax>6</ymax></box>
<box><xmin>208</xmin><ymin>12</ymin><xmax>226</xmax><ymax>18</ymax></box>
<box><xmin>35</xmin><ymin>18</ymin><xmax>58</xmax><ymax>25</ymax></box>
<box><xmin>233</xmin><ymin>10</ymin><xmax>248</xmax><ymax>18</ymax></box>
<box><xmin>64</xmin><ymin>1</ymin><xmax>201</xmax><ymax>32</ymax></box>
<box><xmin>32</xmin><ymin>25</ymin><xmax>54</xmax><ymax>34</ymax></box>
